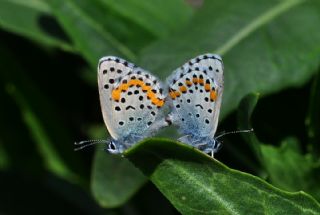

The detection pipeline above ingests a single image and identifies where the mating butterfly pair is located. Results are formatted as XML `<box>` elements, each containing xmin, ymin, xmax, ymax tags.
<box><xmin>98</xmin><ymin>54</ymin><xmax>224</xmax><ymax>156</ymax></box>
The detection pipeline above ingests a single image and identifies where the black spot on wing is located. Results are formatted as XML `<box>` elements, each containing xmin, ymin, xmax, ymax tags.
<box><xmin>126</xmin><ymin>106</ymin><xmax>135</xmax><ymax>110</ymax></box>
<box><xmin>196</xmin><ymin>104</ymin><xmax>203</xmax><ymax>109</ymax></box>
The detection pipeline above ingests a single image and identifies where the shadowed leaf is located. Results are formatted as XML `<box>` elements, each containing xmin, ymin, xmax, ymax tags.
<box><xmin>92</xmin><ymin>149</ymin><xmax>146</xmax><ymax>208</ymax></box>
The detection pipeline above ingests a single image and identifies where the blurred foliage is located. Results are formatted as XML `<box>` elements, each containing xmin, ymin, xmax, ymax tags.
<box><xmin>0</xmin><ymin>0</ymin><xmax>320</xmax><ymax>214</ymax></box>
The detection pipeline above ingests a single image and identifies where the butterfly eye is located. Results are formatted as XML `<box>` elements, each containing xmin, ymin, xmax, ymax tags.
<box><xmin>107</xmin><ymin>141</ymin><xmax>118</xmax><ymax>154</ymax></box>
<box><xmin>109</xmin><ymin>141</ymin><xmax>116</xmax><ymax>150</ymax></box>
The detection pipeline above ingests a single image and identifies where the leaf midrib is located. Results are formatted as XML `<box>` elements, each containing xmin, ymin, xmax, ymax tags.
<box><xmin>214</xmin><ymin>0</ymin><xmax>305</xmax><ymax>55</ymax></box>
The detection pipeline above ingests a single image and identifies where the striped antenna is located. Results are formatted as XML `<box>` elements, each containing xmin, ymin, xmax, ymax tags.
<box><xmin>216</xmin><ymin>128</ymin><xmax>254</xmax><ymax>140</ymax></box>
<box><xmin>74</xmin><ymin>139</ymin><xmax>107</xmax><ymax>151</ymax></box>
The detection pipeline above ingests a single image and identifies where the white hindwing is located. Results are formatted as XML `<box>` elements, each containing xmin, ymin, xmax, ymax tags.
<box><xmin>167</xmin><ymin>54</ymin><xmax>224</xmax><ymax>138</ymax></box>
<box><xmin>98</xmin><ymin>57</ymin><xmax>166</xmax><ymax>141</ymax></box>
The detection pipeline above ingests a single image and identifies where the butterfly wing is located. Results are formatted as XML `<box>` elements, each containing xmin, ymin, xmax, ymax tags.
<box><xmin>98</xmin><ymin>57</ymin><xmax>166</xmax><ymax>143</ymax></box>
<box><xmin>167</xmin><ymin>54</ymin><xmax>224</xmax><ymax>138</ymax></box>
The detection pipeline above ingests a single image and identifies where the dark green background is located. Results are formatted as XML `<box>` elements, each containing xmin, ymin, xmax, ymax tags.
<box><xmin>0</xmin><ymin>0</ymin><xmax>320</xmax><ymax>214</ymax></box>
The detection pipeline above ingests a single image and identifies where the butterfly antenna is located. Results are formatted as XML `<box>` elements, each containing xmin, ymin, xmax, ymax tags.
<box><xmin>74</xmin><ymin>139</ymin><xmax>107</xmax><ymax>151</ymax></box>
<box><xmin>216</xmin><ymin>128</ymin><xmax>254</xmax><ymax>140</ymax></box>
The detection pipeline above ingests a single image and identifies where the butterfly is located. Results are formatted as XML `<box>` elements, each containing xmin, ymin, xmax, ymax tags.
<box><xmin>166</xmin><ymin>54</ymin><xmax>224</xmax><ymax>156</ymax></box>
<box><xmin>97</xmin><ymin>56</ymin><xmax>170</xmax><ymax>154</ymax></box>
<box><xmin>76</xmin><ymin>54</ymin><xmax>250</xmax><ymax>155</ymax></box>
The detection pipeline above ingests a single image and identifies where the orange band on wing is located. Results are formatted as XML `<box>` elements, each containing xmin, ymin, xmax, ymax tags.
<box><xmin>192</xmin><ymin>78</ymin><xmax>198</xmax><ymax>84</ymax></box>
<box><xmin>151</xmin><ymin>97</ymin><xmax>159</xmax><ymax>104</ymax></box>
<box><xmin>179</xmin><ymin>86</ymin><xmax>187</xmax><ymax>93</ymax></box>
<box><xmin>146</xmin><ymin>91</ymin><xmax>154</xmax><ymax>99</ymax></box>
<box><xmin>156</xmin><ymin>99</ymin><xmax>165</xmax><ymax>107</ymax></box>
<box><xmin>128</xmin><ymin>80</ymin><xmax>142</xmax><ymax>87</ymax></box>
<box><xmin>185</xmin><ymin>80</ymin><xmax>192</xmax><ymax>87</ymax></box>
<box><xmin>205</xmin><ymin>83</ymin><xmax>211</xmax><ymax>91</ymax></box>
<box><xmin>169</xmin><ymin>91</ymin><xmax>177</xmax><ymax>99</ymax></box>
<box><xmin>210</xmin><ymin>90</ymin><xmax>217</xmax><ymax>101</ymax></box>
<box><xmin>119</xmin><ymin>83</ymin><xmax>129</xmax><ymax>91</ymax></box>
<box><xmin>111</xmin><ymin>79</ymin><xmax>164</xmax><ymax>107</ymax></box>
<box><xmin>149</xmin><ymin>91</ymin><xmax>164</xmax><ymax>107</ymax></box>
<box><xmin>111</xmin><ymin>90</ymin><xmax>121</xmax><ymax>101</ymax></box>
<box><xmin>169</xmin><ymin>88</ymin><xmax>181</xmax><ymax>100</ymax></box>
<box><xmin>174</xmin><ymin>91</ymin><xmax>181</xmax><ymax>97</ymax></box>
<box><xmin>142</xmin><ymin>85</ymin><xmax>151</xmax><ymax>91</ymax></box>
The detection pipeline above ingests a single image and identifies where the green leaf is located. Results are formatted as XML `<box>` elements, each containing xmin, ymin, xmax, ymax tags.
<box><xmin>236</xmin><ymin>91</ymin><xmax>320</xmax><ymax>193</ymax></box>
<box><xmin>99</xmin><ymin>0</ymin><xmax>193</xmax><ymax>38</ymax></box>
<box><xmin>49</xmin><ymin>0</ymin><xmax>190</xmax><ymax>67</ymax></box>
<box><xmin>0</xmin><ymin>0</ymin><xmax>74</xmax><ymax>51</ymax></box>
<box><xmin>237</xmin><ymin>93</ymin><xmax>320</xmax><ymax>201</ymax></box>
<box><xmin>139</xmin><ymin>0</ymin><xmax>320</xmax><ymax>119</ymax></box>
<box><xmin>88</xmin><ymin>125</ymin><xmax>146</xmax><ymax>208</ymax></box>
<box><xmin>306</xmin><ymin>71</ymin><xmax>320</xmax><ymax>157</ymax></box>
<box><xmin>260</xmin><ymin>138</ymin><xmax>320</xmax><ymax>201</ymax></box>
<box><xmin>124</xmin><ymin>139</ymin><xmax>320</xmax><ymax>214</ymax></box>
<box><xmin>91</xmin><ymin>148</ymin><xmax>146</xmax><ymax>208</ymax></box>
<box><xmin>48</xmin><ymin>0</ymin><xmax>138</xmax><ymax>66</ymax></box>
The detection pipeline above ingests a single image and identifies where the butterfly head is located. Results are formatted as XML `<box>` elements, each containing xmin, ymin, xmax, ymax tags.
<box><xmin>106</xmin><ymin>139</ymin><xmax>125</xmax><ymax>154</ymax></box>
